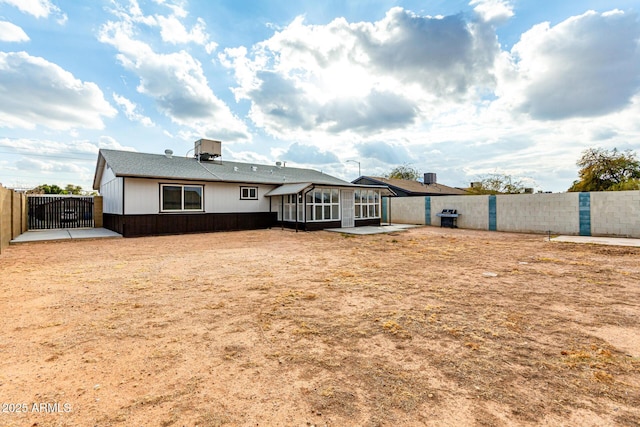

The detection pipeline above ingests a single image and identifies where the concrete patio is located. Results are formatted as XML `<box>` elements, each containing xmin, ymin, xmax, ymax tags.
<box><xmin>10</xmin><ymin>228</ymin><xmax>122</xmax><ymax>243</ymax></box>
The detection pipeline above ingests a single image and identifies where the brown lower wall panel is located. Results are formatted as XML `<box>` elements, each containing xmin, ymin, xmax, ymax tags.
<box><xmin>278</xmin><ymin>218</ymin><xmax>380</xmax><ymax>231</ymax></box>
<box><xmin>278</xmin><ymin>220</ymin><xmax>341</xmax><ymax>231</ymax></box>
<box><xmin>103</xmin><ymin>212</ymin><xmax>277</xmax><ymax>237</ymax></box>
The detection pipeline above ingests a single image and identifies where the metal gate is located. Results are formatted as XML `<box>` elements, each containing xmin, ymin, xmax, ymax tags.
<box><xmin>27</xmin><ymin>195</ymin><xmax>94</xmax><ymax>230</ymax></box>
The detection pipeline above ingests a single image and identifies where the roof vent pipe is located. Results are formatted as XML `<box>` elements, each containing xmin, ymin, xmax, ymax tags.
<box><xmin>164</xmin><ymin>149</ymin><xmax>173</xmax><ymax>159</ymax></box>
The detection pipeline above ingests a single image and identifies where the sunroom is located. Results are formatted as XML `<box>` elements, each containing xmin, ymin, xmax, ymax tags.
<box><xmin>266</xmin><ymin>184</ymin><xmax>388</xmax><ymax>231</ymax></box>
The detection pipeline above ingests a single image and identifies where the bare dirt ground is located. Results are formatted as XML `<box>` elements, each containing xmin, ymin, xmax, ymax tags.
<box><xmin>0</xmin><ymin>227</ymin><xmax>639</xmax><ymax>426</ymax></box>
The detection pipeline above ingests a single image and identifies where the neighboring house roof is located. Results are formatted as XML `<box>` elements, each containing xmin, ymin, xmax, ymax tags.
<box><xmin>354</xmin><ymin>176</ymin><xmax>468</xmax><ymax>196</ymax></box>
<box><xmin>93</xmin><ymin>149</ymin><xmax>386</xmax><ymax>192</ymax></box>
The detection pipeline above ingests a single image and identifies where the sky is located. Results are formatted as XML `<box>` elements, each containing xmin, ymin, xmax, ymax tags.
<box><xmin>1</xmin><ymin>0</ymin><xmax>639</xmax><ymax>193</ymax></box>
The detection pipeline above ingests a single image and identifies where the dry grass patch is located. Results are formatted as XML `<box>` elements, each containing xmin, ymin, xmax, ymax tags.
<box><xmin>0</xmin><ymin>228</ymin><xmax>639</xmax><ymax>426</ymax></box>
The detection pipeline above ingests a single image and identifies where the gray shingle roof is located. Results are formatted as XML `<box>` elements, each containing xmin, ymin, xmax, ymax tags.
<box><xmin>355</xmin><ymin>176</ymin><xmax>468</xmax><ymax>196</ymax></box>
<box><xmin>94</xmin><ymin>149</ymin><xmax>353</xmax><ymax>189</ymax></box>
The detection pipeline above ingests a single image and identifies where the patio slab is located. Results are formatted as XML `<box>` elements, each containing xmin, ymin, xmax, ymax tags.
<box><xmin>551</xmin><ymin>235</ymin><xmax>640</xmax><ymax>247</ymax></box>
<box><xmin>324</xmin><ymin>224</ymin><xmax>421</xmax><ymax>235</ymax></box>
<box><xmin>10</xmin><ymin>228</ymin><xmax>122</xmax><ymax>243</ymax></box>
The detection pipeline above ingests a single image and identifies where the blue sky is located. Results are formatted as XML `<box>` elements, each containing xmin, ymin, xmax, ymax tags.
<box><xmin>1</xmin><ymin>0</ymin><xmax>639</xmax><ymax>192</ymax></box>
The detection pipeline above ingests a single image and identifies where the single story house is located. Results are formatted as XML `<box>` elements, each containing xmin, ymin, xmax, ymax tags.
<box><xmin>93</xmin><ymin>140</ymin><xmax>390</xmax><ymax>237</ymax></box>
<box><xmin>353</xmin><ymin>173</ymin><xmax>468</xmax><ymax>197</ymax></box>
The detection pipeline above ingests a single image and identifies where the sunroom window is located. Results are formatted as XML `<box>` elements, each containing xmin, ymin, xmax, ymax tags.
<box><xmin>283</xmin><ymin>194</ymin><xmax>304</xmax><ymax>221</ymax></box>
<box><xmin>305</xmin><ymin>188</ymin><xmax>340</xmax><ymax>221</ymax></box>
<box><xmin>354</xmin><ymin>189</ymin><xmax>380</xmax><ymax>219</ymax></box>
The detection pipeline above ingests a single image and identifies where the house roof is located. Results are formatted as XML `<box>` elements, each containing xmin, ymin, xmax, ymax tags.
<box><xmin>93</xmin><ymin>149</ymin><xmax>379</xmax><ymax>191</ymax></box>
<box><xmin>355</xmin><ymin>176</ymin><xmax>468</xmax><ymax>196</ymax></box>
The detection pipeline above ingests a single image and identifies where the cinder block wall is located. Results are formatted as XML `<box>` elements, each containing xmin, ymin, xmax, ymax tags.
<box><xmin>430</xmin><ymin>195</ymin><xmax>489</xmax><ymax>230</ymax></box>
<box><xmin>388</xmin><ymin>196</ymin><xmax>426</xmax><ymax>224</ymax></box>
<box><xmin>389</xmin><ymin>191</ymin><xmax>640</xmax><ymax>238</ymax></box>
<box><xmin>591</xmin><ymin>191</ymin><xmax>640</xmax><ymax>237</ymax></box>
<box><xmin>496</xmin><ymin>192</ymin><xmax>580</xmax><ymax>235</ymax></box>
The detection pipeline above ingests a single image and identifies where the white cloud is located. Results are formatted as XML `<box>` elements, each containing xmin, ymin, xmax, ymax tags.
<box><xmin>107</xmin><ymin>0</ymin><xmax>217</xmax><ymax>52</ymax></box>
<box><xmin>0</xmin><ymin>0</ymin><xmax>67</xmax><ymax>23</ymax></box>
<box><xmin>0</xmin><ymin>21</ymin><xmax>29</xmax><ymax>42</ymax></box>
<box><xmin>99</xmin><ymin>4</ymin><xmax>249</xmax><ymax>141</ymax></box>
<box><xmin>220</xmin><ymin>8</ymin><xmax>501</xmax><ymax>140</ymax></box>
<box><xmin>470</xmin><ymin>0</ymin><xmax>514</xmax><ymax>24</ymax></box>
<box><xmin>156</xmin><ymin>15</ymin><xmax>218</xmax><ymax>53</ymax></box>
<box><xmin>15</xmin><ymin>157</ymin><xmax>87</xmax><ymax>174</ymax></box>
<box><xmin>97</xmin><ymin>135</ymin><xmax>137</xmax><ymax>151</ymax></box>
<box><xmin>113</xmin><ymin>93</ymin><xmax>154</xmax><ymax>127</ymax></box>
<box><xmin>499</xmin><ymin>9</ymin><xmax>640</xmax><ymax>120</ymax></box>
<box><xmin>0</xmin><ymin>52</ymin><xmax>117</xmax><ymax>130</ymax></box>
<box><xmin>0</xmin><ymin>136</ymin><xmax>135</xmax><ymax>156</ymax></box>
<box><xmin>282</xmin><ymin>142</ymin><xmax>340</xmax><ymax>165</ymax></box>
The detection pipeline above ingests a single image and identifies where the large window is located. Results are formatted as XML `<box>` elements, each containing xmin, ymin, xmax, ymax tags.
<box><xmin>305</xmin><ymin>188</ymin><xmax>339</xmax><ymax>221</ymax></box>
<box><xmin>283</xmin><ymin>194</ymin><xmax>304</xmax><ymax>221</ymax></box>
<box><xmin>355</xmin><ymin>189</ymin><xmax>380</xmax><ymax>219</ymax></box>
<box><xmin>161</xmin><ymin>184</ymin><xmax>203</xmax><ymax>212</ymax></box>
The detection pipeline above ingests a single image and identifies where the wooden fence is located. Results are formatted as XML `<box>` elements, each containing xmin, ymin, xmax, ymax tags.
<box><xmin>0</xmin><ymin>185</ymin><xmax>27</xmax><ymax>254</ymax></box>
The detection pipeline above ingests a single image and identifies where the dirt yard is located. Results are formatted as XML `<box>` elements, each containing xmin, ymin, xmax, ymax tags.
<box><xmin>0</xmin><ymin>227</ymin><xmax>639</xmax><ymax>426</ymax></box>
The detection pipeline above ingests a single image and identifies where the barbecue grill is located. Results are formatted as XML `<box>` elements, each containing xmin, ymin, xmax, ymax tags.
<box><xmin>436</xmin><ymin>209</ymin><xmax>459</xmax><ymax>228</ymax></box>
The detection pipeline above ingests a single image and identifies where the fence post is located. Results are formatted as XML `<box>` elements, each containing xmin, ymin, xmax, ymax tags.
<box><xmin>0</xmin><ymin>186</ymin><xmax>11</xmax><ymax>253</ymax></box>
<box><xmin>21</xmin><ymin>193</ymin><xmax>27</xmax><ymax>233</ymax></box>
<box><xmin>94</xmin><ymin>196</ymin><xmax>103</xmax><ymax>228</ymax></box>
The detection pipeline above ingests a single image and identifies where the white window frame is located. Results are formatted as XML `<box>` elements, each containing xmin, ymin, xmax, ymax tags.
<box><xmin>283</xmin><ymin>194</ymin><xmax>304</xmax><ymax>221</ymax></box>
<box><xmin>354</xmin><ymin>189</ymin><xmax>380</xmax><ymax>219</ymax></box>
<box><xmin>160</xmin><ymin>184</ymin><xmax>204</xmax><ymax>212</ymax></box>
<box><xmin>240</xmin><ymin>186</ymin><xmax>258</xmax><ymax>200</ymax></box>
<box><xmin>305</xmin><ymin>188</ymin><xmax>340</xmax><ymax>222</ymax></box>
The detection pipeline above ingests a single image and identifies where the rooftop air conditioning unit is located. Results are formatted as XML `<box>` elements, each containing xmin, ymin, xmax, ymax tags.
<box><xmin>424</xmin><ymin>173</ymin><xmax>437</xmax><ymax>185</ymax></box>
<box><xmin>195</xmin><ymin>139</ymin><xmax>221</xmax><ymax>161</ymax></box>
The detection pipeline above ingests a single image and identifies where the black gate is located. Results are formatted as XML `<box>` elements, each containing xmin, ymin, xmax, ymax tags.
<box><xmin>28</xmin><ymin>195</ymin><xmax>94</xmax><ymax>230</ymax></box>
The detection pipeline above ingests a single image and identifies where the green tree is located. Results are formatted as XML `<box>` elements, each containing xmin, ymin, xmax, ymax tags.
<box><xmin>467</xmin><ymin>173</ymin><xmax>528</xmax><ymax>195</ymax></box>
<box><xmin>29</xmin><ymin>184</ymin><xmax>86</xmax><ymax>194</ymax></box>
<box><xmin>64</xmin><ymin>184</ymin><xmax>83</xmax><ymax>195</ymax></box>
<box><xmin>386</xmin><ymin>164</ymin><xmax>420</xmax><ymax>181</ymax></box>
<box><xmin>568</xmin><ymin>148</ymin><xmax>640</xmax><ymax>192</ymax></box>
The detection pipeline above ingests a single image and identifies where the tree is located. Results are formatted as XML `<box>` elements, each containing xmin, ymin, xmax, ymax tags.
<box><xmin>64</xmin><ymin>184</ymin><xmax>83</xmax><ymax>195</ymax></box>
<box><xmin>386</xmin><ymin>164</ymin><xmax>420</xmax><ymax>181</ymax></box>
<box><xmin>568</xmin><ymin>148</ymin><xmax>640</xmax><ymax>192</ymax></box>
<box><xmin>28</xmin><ymin>184</ymin><xmax>86</xmax><ymax>195</ymax></box>
<box><xmin>466</xmin><ymin>173</ymin><xmax>528</xmax><ymax>195</ymax></box>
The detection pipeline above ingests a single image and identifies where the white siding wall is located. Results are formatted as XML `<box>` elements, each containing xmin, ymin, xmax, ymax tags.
<box><xmin>99</xmin><ymin>165</ymin><xmax>123</xmax><ymax>215</ymax></box>
<box><xmin>205</xmin><ymin>182</ymin><xmax>275</xmax><ymax>213</ymax></box>
<box><xmin>124</xmin><ymin>178</ymin><xmax>162</xmax><ymax>215</ymax></box>
<box><xmin>122</xmin><ymin>178</ymin><xmax>276</xmax><ymax>215</ymax></box>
